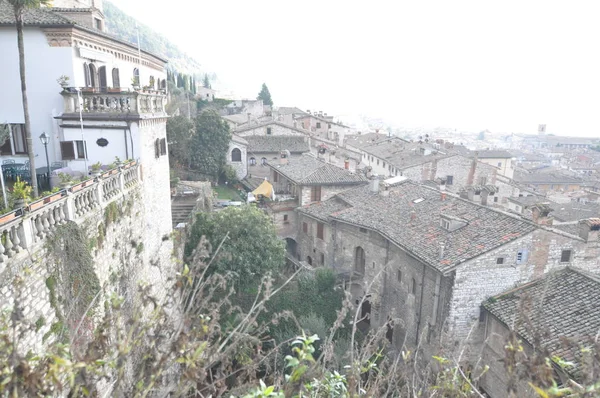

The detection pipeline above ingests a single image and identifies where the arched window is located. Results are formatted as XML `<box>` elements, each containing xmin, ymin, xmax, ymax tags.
<box><xmin>133</xmin><ymin>68</ymin><xmax>140</xmax><ymax>86</ymax></box>
<box><xmin>306</xmin><ymin>256</ymin><xmax>312</xmax><ymax>266</ymax></box>
<box><xmin>249</xmin><ymin>157</ymin><xmax>256</xmax><ymax>166</ymax></box>
<box><xmin>83</xmin><ymin>62</ymin><xmax>91</xmax><ymax>87</ymax></box>
<box><xmin>98</xmin><ymin>66</ymin><xmax>107</xmax><ymax>91</ymax></box>
<box><xmin>354</xmin><ymin>247</ymin><xmax>366</xmax><ymax>275</ymax></box>
<box><xmin>261</xmin><ymin>157</ymin><xmax>267</xmax><ymax>166</ymax></box>
<box><xmin>231</xmin><ymin>148</ymin><xmax>241</xmax><ymax>162</ymax></box>
<box><xmin>112</xmin><ymin>68</ymin><xmax>120</xmax><ymax>88</ymax></box>
<box><xmin>161</xmin><ymin>79</ymin><xmax>166</xmax><ymax>90</ymax></box>
<box><xmin>89</xmin><ymin>63</ymin><xmax>97</xmax><ymax>87</ymax></box>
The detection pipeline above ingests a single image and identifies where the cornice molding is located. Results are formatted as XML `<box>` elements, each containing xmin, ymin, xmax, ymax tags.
<box><xmin>42</xmin><ymin>26</ymin><xmax>166</xmax><ymax>71</ymax></box>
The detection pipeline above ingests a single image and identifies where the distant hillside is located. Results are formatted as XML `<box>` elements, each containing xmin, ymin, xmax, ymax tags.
<box><xmin>103</xmin><ymin>1</ymin><xmax>201</xmax><ymax>74</ymax></box>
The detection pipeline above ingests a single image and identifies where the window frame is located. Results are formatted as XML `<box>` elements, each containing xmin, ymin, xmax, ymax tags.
<box><xmin>496</xmin><ymin>257</ymin><xmax>504</xmax><ymax>265</ymax></box>
<box><xmin>302</xmin><ymin>222</ymin><xmax>308</xmax><ymax>234</ymax></box>
<box><xmin>231</xmin><ymin>148</ymin><xmax>242</xmax><ymax>162</ymax></box>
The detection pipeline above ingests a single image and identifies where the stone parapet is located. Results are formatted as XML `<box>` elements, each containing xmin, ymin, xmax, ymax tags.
<box><xmin>0</xmin><ymin>162</ymin><xmax>140</xmax><ymax>269</ymax></box>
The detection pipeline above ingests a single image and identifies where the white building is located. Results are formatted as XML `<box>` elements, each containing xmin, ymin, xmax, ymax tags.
<box><xmin>0</xmin><ymin>0</ymin><xmax>172</xmax><ymax>258</ymax></box>
<box><xmin>0</xmin><ymin>0</ymin><xmax>167</xmax><ymax>175</ymax></box>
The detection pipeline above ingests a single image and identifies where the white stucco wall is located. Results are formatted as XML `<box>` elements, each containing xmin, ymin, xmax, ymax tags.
<box><xmin>0</xmin><ymin>27</ymin><xmax>73</xmax><ymax>167</ymax></box>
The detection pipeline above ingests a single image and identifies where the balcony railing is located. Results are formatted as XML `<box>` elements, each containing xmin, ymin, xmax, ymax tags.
<box><xmin>61</xmin><ymin>88</ymin><xmax>167</xmax><ymax>115</ymax></box>
<box><xmin>0</xmin><ymin>162</ymin><xmax>141</xmax><ymax>263</ymax></box>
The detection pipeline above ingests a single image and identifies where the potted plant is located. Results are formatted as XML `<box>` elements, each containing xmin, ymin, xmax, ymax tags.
<box><xmin>131</xmin><ymin>77</ymin><xmax>140</xmax><ymax>90</ymax></box>
<box><xmin>91</xmin><ymin>162</ymin><xmax>102</xmax><ymax>177</ymax></box>
<box><xmin>149</xmin><ymin>76</ymin><xmax>155</xmax><ymax>89</ymax></box>
<box><xmin>57</xmin><ymin>75</ymin><xmax>70</xmax><ymax>89</ymax></box>
<box><xmin>58</xmin><ymin>172</ymin><xmax>72</xmax><ymax>189</ymax></box>
<box><xmin>12</xmin><ymin>177</ymin><xmax>32</xmax><ymax>208</ymax></box>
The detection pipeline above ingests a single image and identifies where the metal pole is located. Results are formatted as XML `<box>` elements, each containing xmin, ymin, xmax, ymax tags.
<box><xmin>0</xmin><ymin>167</ymin><xmax>7</xmax><ymax>209</ymax></box>
<box><xmin>43</xmin><ymin>141</ymin><xmax>50</xmax><ymax>187</ymax></box>
<box><xmin>77</xmin><ymin>89</ymin><xmax>89</xmax><ymax>173</ymax></box>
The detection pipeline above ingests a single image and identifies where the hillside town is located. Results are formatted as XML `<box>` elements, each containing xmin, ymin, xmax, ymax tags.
<box><xmin>0</xmin><ymin>0</ymin><xmax>599</xmax><ymax>396</ymax></box>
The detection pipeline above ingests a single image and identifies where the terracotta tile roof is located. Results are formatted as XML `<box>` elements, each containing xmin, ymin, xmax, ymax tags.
<box><xmin>473</xmin><ymin>150</ymin><xmax>513</xmax><ymax>159</ymax></box>
<box><xmin>483</xmin><ymin>267</ymin><xmax>600</xmax><ymax>379</ymax></box>
<box><xmin>269</xmin><ymin>155</ymin><xmax>368</xmax><ymax>186</ymax></box>
<box><xmin>0</xmin><ymin>1</ymin><xmax>73</xmax><ymax>25</ymax></box>
<box><xmin>246</xmin><ymin>135</ymin><xmax>309</xmax><ymax>154</ymax></box>
<box><xmin>298</xmin><ymin>181</ymin><xmax>536</xmax><ymax>273</ymax></box>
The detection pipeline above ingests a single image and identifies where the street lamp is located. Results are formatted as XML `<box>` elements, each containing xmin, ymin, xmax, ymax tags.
<box><xmin>39</xmin><ymin>132</ymin><xmax>50</xmax><ymax>187</ymax></box>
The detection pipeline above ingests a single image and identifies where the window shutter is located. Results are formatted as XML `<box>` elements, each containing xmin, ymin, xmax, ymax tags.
<box><xmin>60</xmin><ymin>141</ymin><xmax>75</xmax><ymax>160</ymax></box>
<box><xmin>155</xmin><ymin>138</ymin><xmax>160</xmax><ymax>158</ymax></box>
<box><xmin>160</xmin><ymin>138</ymin><xmax>167</xmax><ymax>155</ymax></box>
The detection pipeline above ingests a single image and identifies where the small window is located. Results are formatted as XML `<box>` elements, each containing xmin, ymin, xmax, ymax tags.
<box><xmin>317</xmin><ymin>222</ymin><xmax>324</xmax><ymax>240</ymax></box>
<box><xmin>383</xmin><ymin>162</ymin><xmax>386</xmax><ymax>168</ymax></box>
<box><xmin>249</xmin><ymin>157</ymin><xmax>256</xmax><ymax>166</ymax></box>
<box><xmin>133</xmin><ymin>68</ymin><xmax>140</xmax><ymax>86</ymax></box>
<box><xmin>311</xmin><ymin>186</ymin><xmax>322</xmax><ymax>202</ymax></box>
<box><xmin>411</xmin><ymin>278</ymin><xmax>417</xmax><ymax>295</ymax></box>
<box><xmin>359</xmin><ymin>227</ymin><xmax>367</xmax><ymax>233</ymax></box>
<box><xmin>267</xmin><ymin>127</ymin><xmax>272</xmax><ymax>135</ymax></box>
<box><xmin>446</xmin><ymin>175</ymin><xmax>454</xmax><ymax>185</ymax></box>
<box><xmin>261</xmin><ymin>157</ymin><xmax>267</xmax><ymax>165</ymax></box>
<box><xmin>159</xmin><ymin>138</ymin><xmax>167</xmax><ymax>156</ymax></box>
<box><xmin>112</xmin><ymin>68</ymin><xmax>120</xmax><ymax>88</ymax></box>
<box><xmin>94</xmin><ymin>17</ymin><xmax>102</xmax><ymax>30</ymax></box>
<box><xmin>60</xmin><ymin>141</ymin><xmax>76</xmax><ymax>160</ymax></box>
<box><xmin>494</xmin><ymin>196</ymin><xmax>499</xmax><ymax>203</ymax></box>
<box><xmin>316</xmin><ymin>122</ymin><xmax>321</xmax><ymax>128</ymax></box>
<box><xmin>303</xmin><ymin>222</ymin><xmax>308</xmax><ymax>234</ymax></box>
<box><xmin>440</xmin><ymin>219</ymin><xmax>450</xmax><ymax>230</ymax></box>
<box><xmin>328</xmin><ymin>123</ymin><xmax>331</xmax><ymax>129</ymax></box>
<box><xmin>283</xmin><ymin>214</ymin><xmax>288</xmax><ymax>222</ymax></box>
<box><xmin>273</xmin><ymin>172</ymin><xmax>279</xmax><ymax>182</ymax></box>
<box><xmin>561</xmin><ymin>249</ymin><xmax>572</xmax><ymax>263</ymax></box>
<box><xmin>320</xmin><ymin>252</ymin><xmax>325</xmax><ymax>265</ymax></box>
<box><xmin>397</xmin><ymin>270</ymin><xmax>402</xmax><ymax>283</ymax></box>
<box><xmin>496</xmin><ymin>257</ymin><xmax>504</xmax><ymax>265</ymax></box>
<box><xmin>479</xmin><ymin>176</ymin><xmax>487</xmax><ymax>185</ymax></box>
<box><xmin>497</xmin><ymin>162</ymin><xmax>502</xmax><ymax>167</ymax></box>
<box><xmin>516</xmin><ymin>250</ymin><xmax>527</xmax><ymax>264</ymax></box>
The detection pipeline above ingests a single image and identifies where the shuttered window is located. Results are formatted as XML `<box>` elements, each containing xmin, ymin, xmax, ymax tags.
<box><xmin>311</xmin><ymin>186</ymin><xmax>321</xmax><ymax>202</ymax></box>
<box><xmin>317</xmin><ymin>222</ymin><xmax>324</xmax><ymax>240</ymax></box>
<box><xmin>155</xmin><ymin>138</ymin><xmax>160</xmax><ymax>158</ymax></box>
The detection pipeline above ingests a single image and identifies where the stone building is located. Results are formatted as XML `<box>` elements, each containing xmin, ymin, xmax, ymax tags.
<box><xmin>265</xmin><ymin>154</ymin><xmax>367</xmax><ymax>254</ymax></box>
<box><xmin>475</xmin><ymin>150</ymin><xmax>515</xmax><ymax>179</ymax></box>
<box><xmin>480</xmin><ymin>267</ymin><xmax>600</xmax><ymax>397</ymax></box>
<box><xmin>295</xmin><ymin>178</ymin><xmax>600</xmax><ymax>358</ymax></box>
<box><xmin>227</xmin><ymin>134</ymin><xmax>248</xmax><ymax>180</ymax></box>
<box><xmin>245</xmin><ymin>135</ymin><xmax>310</xmax><ymax>180</ymax></box>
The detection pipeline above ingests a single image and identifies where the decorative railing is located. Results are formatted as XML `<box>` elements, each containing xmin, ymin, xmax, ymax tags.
<box><xmin>0</xmin><ymin>163</ymin><xmax>140</xmax><ymax>263</ymax></box>
<box><xmin>61</xmin><ymin>90</ymin><xmax>166</xmax><ymax>115</ymax></box>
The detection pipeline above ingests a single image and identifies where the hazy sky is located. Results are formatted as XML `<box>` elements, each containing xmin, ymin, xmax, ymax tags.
<box><xmin>111</xmin><ymin>0</ymin><xmax>600</xmax><ymax>136</ymax></box>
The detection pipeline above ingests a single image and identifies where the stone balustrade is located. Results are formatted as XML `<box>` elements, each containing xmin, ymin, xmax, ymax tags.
<box><xmin>61</xmin><ymin>89</ymin><xmax>166</xmax><ymax>115</ymax></box>
<box><xmin>0</xmin><ymin>163</ymin><xmax>141</xmax><ymax>264</ymax></box>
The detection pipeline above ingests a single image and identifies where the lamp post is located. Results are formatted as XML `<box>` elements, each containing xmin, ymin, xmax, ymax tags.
<box><xmin>39</xmin><ymin>132</ymin><xmax>50</xmax><ymax>190</ymax></box>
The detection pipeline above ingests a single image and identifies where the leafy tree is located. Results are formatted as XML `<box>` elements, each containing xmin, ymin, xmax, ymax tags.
<box><xmin>166</xmin><ymin>115</ymin><xmax>194</xmax><ymax>168</ymax></box>
<box><xmin>7</xmin><ymin>0</ymin><xmax>47</xmax><ymax>197</ymax></box>
<box><xmin>257</xmin><ymin>83</ymin><xmax>273</xmax><ymax>106</ymax></box>
<box><xmin>189</xmin><ymin>110</ymin><xmax>231</xmax><ymax>179</ymax></box>
<box><xmin>185</xmin><ymin>206</ymin><xmax>285</xmax><ymax>291</ymax></box>
<box><xmin>203</xmin><ymin>73</ymin><xmax>211</xmax><ymax>89</ymax></box>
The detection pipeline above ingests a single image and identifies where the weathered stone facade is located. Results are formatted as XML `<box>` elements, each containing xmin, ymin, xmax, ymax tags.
<box><xmin>0</xmin><ymin>163</ymin><xmax>174</xmax><ymax>354</ymax></box>
<box><xmin>227</xmin><ymin>136</ymin><xmax>248</xmax><ymax>180</ymax></box>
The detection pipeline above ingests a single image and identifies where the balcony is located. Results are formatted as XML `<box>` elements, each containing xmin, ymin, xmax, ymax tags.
<box><xmin>60</xmin><ymin>88</ymin><xmax>167</xmax><ymax>116</ymax></box>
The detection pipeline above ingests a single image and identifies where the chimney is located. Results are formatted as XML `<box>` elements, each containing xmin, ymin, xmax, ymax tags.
<box><xmin>280</xmin><ymin>150</ymin><xmax>290</xmax><ymax>165</ymax></box>
<box><xmin>344</xmin><ymin>159</ymin><xmax>349</xmax><ymax>170</ymax></box>
<box><xmin>369</xmin><ymin>175</ymin><xmax>380</xmax><ymax>193</ymax></box>
<box><xmin>439</xmin><ymin>243</ymin><xmax>445</xmax><ymax>259</ymax></box>
<box><xmin>410</xmin><ymin>211</ymin><xmax>416</xmax><ymax>222</ymax></box>
<box><xmin>247</xmin><ymin>112</ymin><xmax>251</xmax><ymax>122</ymax></box>
<box><xmin>579</xmin><ymin>219</ymin><xmax>600</xmax><ymax>242</ymax></box>
<box><xmin>381</xmin><ymin>183</ymin><xmax>390</xmax><ymax>197</ymax></box>
<box><xmin>467</xmin><ymin>151</ymin><xmax>478</xmax><ymax>186</ymax></box>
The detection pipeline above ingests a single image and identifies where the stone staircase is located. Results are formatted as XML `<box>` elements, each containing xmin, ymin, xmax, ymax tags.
<box><xmin>171</xmin><ymin>199</ymin><xmax>197</xmax><ymax>227</ymax></box>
